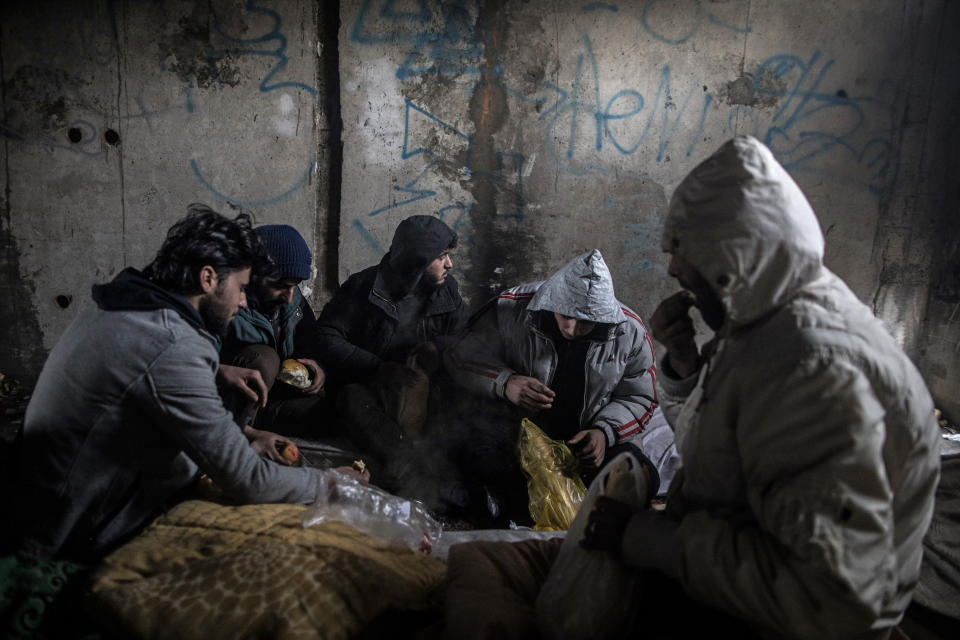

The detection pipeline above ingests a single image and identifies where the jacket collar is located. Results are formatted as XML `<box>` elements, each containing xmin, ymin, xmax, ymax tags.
<box><xmin>91</xmin><ymin>267</ymin><xmax>207</xmax><ymax>332</ymax></box>
<box><xmin>240</xmin><ymin>287</ymin><xmax>304</xmax><ymax>327</ymax></box>
<box><xmin>369</xmin><ymin>261</ymin><xmax>460</xmax><ymax>320</ymax></box>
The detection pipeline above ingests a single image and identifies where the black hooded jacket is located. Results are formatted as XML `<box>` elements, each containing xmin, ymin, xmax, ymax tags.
<box><xmin>315</xmin><ymin>216</ymin><xmax>465</xmax><ymax>384</ymax></box>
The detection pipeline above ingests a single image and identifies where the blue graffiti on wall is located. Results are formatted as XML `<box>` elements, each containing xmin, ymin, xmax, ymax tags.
<box><xmin>350</xmin><ymin>0</ymin><xmax>483</xmax><ymax>79</ymax></box>
<box><xmin>343</xmin><ymin>0</ymin><xmax>905</xmax><ymax>270</ymax></box>
<box><xmin>188</xmin><ymin>0</ymin><xmax>317</xmax><ymax>207</ymax></box>
<box><xmin>530</xmin><ymin>32</ymin><xmax>898</xmax><ymax>195</ymax></box>
<box><xmin>619</xmin><ymin>221</ymin><xmax>661</xmax><ymax>276</ymax></box>
<box><xmin>738</xmin><ymin>51</ymin><xmax>898</xmax><ymax>195</ymax></box>
<box><xmin>641</xmin><ymin>0</ymin><xmax>751</xmax><ymax>45</ymax></box>
<box><xmin>350</xmin><ymin>0</ymin><xmax>751</xmax><ymax>78</ymax></box>
<box><xmin>522</xmin><ymin>32</ymin><xmax>704</xmax><ymax>177</ymax></box>
<box><xmin>190</xmin><ymin>158</ymin><xmax>316</xmax><ymax>209</ymax></box>
<box><xmin>346</xmin><ymin>0</ymin><xmax>898</xmax><ymax>197</ymax></box>
<box><xmin>1</xmin><ymin>0</ymin><xmax>317</xmax><ymax>210</ymax></box>
<box><xmin>354</xmin><ymin>97</ymin><xmax>524</xmax><ymax>247</ymax></box>
<box><xmin>207</xmin><ymin>0</ymin><xmax>318</xmax><ymax>97</ymax></box>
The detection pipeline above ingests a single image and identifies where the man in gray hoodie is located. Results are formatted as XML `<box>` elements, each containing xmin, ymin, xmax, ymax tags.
<box><xmin>9</xmin><ymin>205</ymin><xmax>365</xmax><ymax>562</ymax></box>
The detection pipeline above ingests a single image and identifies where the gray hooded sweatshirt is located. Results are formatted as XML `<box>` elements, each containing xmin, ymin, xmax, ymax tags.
<box><xmin>13</xmin><ymin>269</ymin><xmax>329</xmax><ymax>561</ymax></box>
<box><xmin>656</xmin><ymin>136</ymin><xmax>940</xmax><ymax>638</ymax></box>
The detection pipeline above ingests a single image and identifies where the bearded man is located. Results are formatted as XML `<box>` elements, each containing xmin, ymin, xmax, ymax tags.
<box><xmin>8</xmin><ymin>204</ymin><xmax>365</xmax><ymax>562</ymax></box>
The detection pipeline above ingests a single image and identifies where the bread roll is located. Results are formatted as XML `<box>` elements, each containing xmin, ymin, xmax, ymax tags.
<box><xmin>277</xmin><ymin>359</ymin><xmax>310</xmax><ymax>389</ymax></box>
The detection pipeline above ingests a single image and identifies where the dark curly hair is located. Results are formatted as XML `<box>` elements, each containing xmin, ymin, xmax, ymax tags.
<box><xmin>142</xmin><ymin>203</ymin><xmax>269</xmax><ymax>294</ymax></box>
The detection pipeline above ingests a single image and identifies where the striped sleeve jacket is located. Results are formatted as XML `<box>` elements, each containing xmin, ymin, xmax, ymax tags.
<box><xmin>444</xmin><ymin>281</ymin><xmax>659</xmax><ymax>447</ymax></box>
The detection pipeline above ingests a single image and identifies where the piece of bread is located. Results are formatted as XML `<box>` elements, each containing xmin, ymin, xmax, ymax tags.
<box><xmin>277</xmin><ymin>359</ymin><xmax>310</xmax><ymax>389</ymax></box>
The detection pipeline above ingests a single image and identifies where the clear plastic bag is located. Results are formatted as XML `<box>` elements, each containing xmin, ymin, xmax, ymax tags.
<box><xmin>535</xmin><ymin>452</ymin><xmax>647</xmax><ymax>639</ymax></box>
<box><xmin>518</xmin><ymin>417</ymin><xmax>587</xmax><ymax>531</ymax></box>
<box><xmin>302</xmin><ymin>472</ymin><xmax>442</xmax><ymax>553</ymax></box>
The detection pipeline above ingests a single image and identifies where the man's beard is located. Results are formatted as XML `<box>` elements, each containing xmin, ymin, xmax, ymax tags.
<box><xmin>258</xmin><ymin>295</ymin><xmax>286</xmax><ymax>316</ymax></box>
<box><xmin>416</xmin><ymin>272</ymin><xmax>444</xmax><ymax>293</ymax></box>
<box><xmin>198</xmin><ymin>290</ymin><xmax>234</xmax><ymax>337</ymax></box>
<box><xmin>678</xmin><ymin>274</ymin><xmax>726</xmax><ymax>332</ymax></box>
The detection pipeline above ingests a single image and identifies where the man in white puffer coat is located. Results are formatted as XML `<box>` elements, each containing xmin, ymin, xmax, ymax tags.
<box><xmin>444</xmin><ymin>250</ymin><xmax>680</xmax><ymax>522</ymax></box>
<box><xmin>582</xmin><ymin>136</ymin><xmax>941</xmax><ymax>639</ymax></box>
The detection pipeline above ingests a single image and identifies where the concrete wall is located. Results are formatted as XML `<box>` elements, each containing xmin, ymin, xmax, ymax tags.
<box><xmin>339</xmin><ymin>0</ymin><xmax>960</xmax><ymax>417</ymax></box>
<box><xmin>0</xmin><ymin>0</ymin><xmax>331</xmax><ymax>383</ymax></box>
<box><xmin>2</xmin><ymin>1</ymin><xmax>958</xmax><ymax>418</ymax></box>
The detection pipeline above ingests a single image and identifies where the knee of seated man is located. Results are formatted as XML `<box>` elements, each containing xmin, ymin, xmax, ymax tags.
<box><xmin>230</xmin><ymin>344</ymin><xmax>281</xmax><ymax>388</ymax></box>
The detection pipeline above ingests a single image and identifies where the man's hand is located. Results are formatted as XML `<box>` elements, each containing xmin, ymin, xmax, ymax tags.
<box><xmin>218</xmin><ymin>363</ymin><xmax>269</xmax><ymax>408</ymax></box>
<box><xmin>650</xmin><ymin>291</ymin><xmax>700</xmax><ymax>378</ymax></box>
<box><xmin>244</xmin><ymin>425</ymin><xmax>293</xmax><ymax>465</ymax></box>
<box><xmin>568</xmin><ymin>429</ymin><xmax>606</xmax><ymax>468</ymax></box>
<box><xmin>505</xmin><ymin>375</ymin><xmax>555</xmax><ymax>410</ymax></box>
<box><xmin>295</xmin><ymin>358</ymin><xmax>326</xmax><ymax>394</ymax></box>
<box><xmin>580</xmin><ymin>495</ymin><xmax>638</xmax><ymax>553</ymax></box>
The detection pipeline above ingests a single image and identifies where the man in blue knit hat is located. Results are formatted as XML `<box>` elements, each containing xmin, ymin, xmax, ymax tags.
<box><xmin>220</xmin><ymin>224</ymin><xmax>328</xmax><ymax>458</ymax></box>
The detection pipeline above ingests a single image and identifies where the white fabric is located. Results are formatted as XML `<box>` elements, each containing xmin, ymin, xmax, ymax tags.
<box><xmin>445</xmin><ymin>250</ymin><xmax>680</xmax><ymax>491</ymax></box>
<box><xmin>536</xmin><ymin>453</ymin><xmax>646</xmax><ymax>639</ymax></box>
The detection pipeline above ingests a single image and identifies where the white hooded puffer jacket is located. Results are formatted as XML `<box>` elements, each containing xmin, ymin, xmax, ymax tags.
<box><xmin>446</xmin><ymin>250</ymin><xmax>680</xmax><ymax>491</ymax></box>
<box><xmin>658</xmin><ymin>136</ymin><xmax>940</xmax><ymax>638</ymax></box>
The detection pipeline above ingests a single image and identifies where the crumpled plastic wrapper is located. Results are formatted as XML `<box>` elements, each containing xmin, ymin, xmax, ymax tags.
<box><xmin>303</xmin><ymin>472</ymin><xmax>442</xmax><ymax>553</ymax></box>
<box><xmin>518</xmin><ymin>417</ymin><xmax>587</xmax><ymax>531</ymax></box>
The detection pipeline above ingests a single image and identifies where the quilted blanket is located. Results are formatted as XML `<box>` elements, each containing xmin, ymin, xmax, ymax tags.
<box><xmin>86</xmin><ymin>499</ymin><xmax>446</xmax><ymax>640</ymax></box>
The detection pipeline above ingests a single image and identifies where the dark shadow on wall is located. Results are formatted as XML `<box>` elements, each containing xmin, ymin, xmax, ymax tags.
<box><xmin>319</xmin><ymin>0</ymin><xmax>343</xmax><ymax>298</ymax></box>
<box><xmin>1</xmin><ymin>195</ymin><xmax>47</xmax><ymax>387</ymax></box>
<box><xmin>0</xmin><ymin>35</ymin><xmax>46</xmax><ymax>386</ymax></box>
<box><xmin>916</xmin><ymin>0</ymin><xmax>960</xmax><ymax>423</ymax></box>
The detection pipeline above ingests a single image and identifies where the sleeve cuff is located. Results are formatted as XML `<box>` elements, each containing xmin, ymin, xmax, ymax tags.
<box><xmin>658</xmin><ymin>355</ymin><xmax>701</xmax><ymax>397</ymax></box>
<box><xmin>599</xmin><ymin>424</ymin><xmax>616</xmax><ymax>447</ymax></box>
<box><xmin>494</xmin><ymin>369</ymin><xmax>515</xmax><ymax>399</ymax></box>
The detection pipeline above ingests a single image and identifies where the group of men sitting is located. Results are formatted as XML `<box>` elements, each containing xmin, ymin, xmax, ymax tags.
<box><xmin>5</xmin><ymin>136</ymin><xmax>942</xmax><ymax>639</ymax></box>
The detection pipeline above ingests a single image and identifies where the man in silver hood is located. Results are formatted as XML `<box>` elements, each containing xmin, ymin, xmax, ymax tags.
<box><xmin>445</xmin><ymin>249</ymin><xmax>679</xmax><ymax>521</ymax></box>
<box><xmin>582</xmin><ymin>136</ymin><xmax>941</xmax><ymax>638</ymax></box>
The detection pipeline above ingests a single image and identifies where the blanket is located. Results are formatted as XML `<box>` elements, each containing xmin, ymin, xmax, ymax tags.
<box><xmin>86</xmin><ymin>499</ymin><xmax>446</xmax><ymax>640</ymax></box>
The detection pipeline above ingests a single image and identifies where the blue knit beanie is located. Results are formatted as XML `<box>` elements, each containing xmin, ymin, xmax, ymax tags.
<box><xmin>255</xmin><ymin>224</ymin><xmax>312</xmax><ymax>281</ymax></box>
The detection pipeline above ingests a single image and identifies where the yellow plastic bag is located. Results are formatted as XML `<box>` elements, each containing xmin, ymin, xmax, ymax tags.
<box><xmin>518</xmin><ymin>418</ymin><xmax>587</xmax><ymax>530</ymax></box>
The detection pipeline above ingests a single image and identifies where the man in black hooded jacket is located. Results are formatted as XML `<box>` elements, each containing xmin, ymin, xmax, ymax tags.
<box><xmin>315</xmin><ymin>215</ymin><xmax>466</xmax><ymax>505</ymax></box>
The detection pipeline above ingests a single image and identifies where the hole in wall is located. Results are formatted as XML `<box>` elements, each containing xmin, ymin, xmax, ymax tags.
<box><xmin>103</xmin><ymin>129</ymin><xmax>120</xmax><ymax>145</ymax></box>
<box><xmin>67</xmin><ymin>128</ymin><xmax>82</xmax><ymax>143</ymax></box>
<box><xmin>55</xmin><ymin>295</ymin><xmax>72</xmax><ymax>309</ymax></box>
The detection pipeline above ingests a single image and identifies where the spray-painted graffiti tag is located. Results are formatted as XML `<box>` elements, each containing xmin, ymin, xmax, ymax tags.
<box><xmin>1</xmin><ymin>0</ymin><xmax>318</xmax><ymax>210</ymax></box>
<box><xmin>347</xmin><ymin>1</ymin><xmax>900</xmax><ymax>197</ymax></box>
<box><xmin>354</xmin><ymin>97</ymin><xmax>522</xmax><ymax>249</ymax></box>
